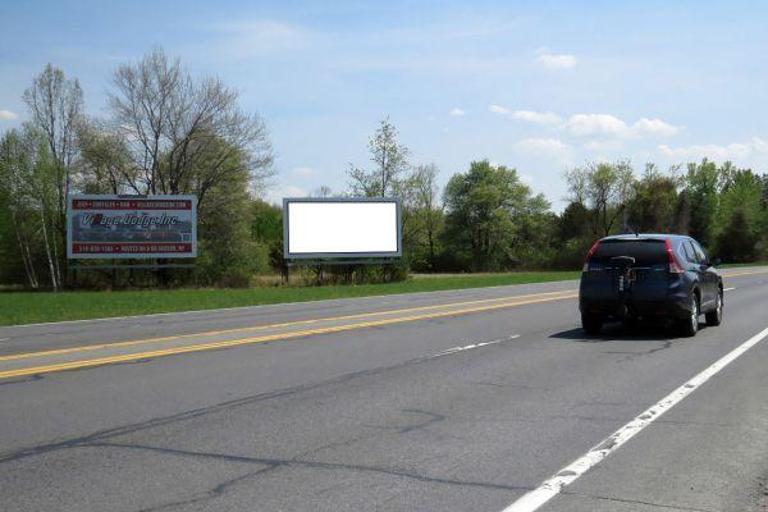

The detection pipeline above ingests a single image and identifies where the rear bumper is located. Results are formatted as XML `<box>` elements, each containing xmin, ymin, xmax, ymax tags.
<box><xmin>579</xmin><ymin>293</ymin><xmax>691</xmax><ymax>320</ymax></box>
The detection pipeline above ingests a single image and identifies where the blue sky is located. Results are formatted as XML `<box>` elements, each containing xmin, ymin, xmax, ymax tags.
<box><xmin>1</xmin><ymin>0</ymin><xmax>767</xmax><ymax>209</ymax></box>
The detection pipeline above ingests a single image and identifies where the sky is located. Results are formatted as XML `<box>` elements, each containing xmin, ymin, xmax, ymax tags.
<box><xmin>1</xmin><ymin>0</ymin><xmax>767</xmax><ymax>209</ymax></box>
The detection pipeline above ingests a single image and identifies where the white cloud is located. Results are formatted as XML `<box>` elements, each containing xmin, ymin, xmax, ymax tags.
<box><xmin>490</xmin><ymin>105</ymin><xmax>680</xmax><ymax>143</ymax></box>
<box><xmin>632</xmin><ymin>118</ymin><xmax>681</xmax><ymax>137</ymax></box>
<box><xmin>564</xmin><ymin>113</ymin><xmax>681</xmax><ymax>138</ymax></box>
<box><xmin>489</xmin><ymin>104</ymin><xmax>511</xmax><ymax>114</ymax></box>
<box><xmin>291</xmin><ymin>166</ymin><xmax>317</xmax><ymax>178</ymax></box>
<box><xmin>489</xmin><ymin>106</ymin><xmax>561</xmax><ymax>125</ymax></box>
<box><xmin>564</xmin><ymin>113</ymin><xmax>628</xmax><ymax>137</ymax></box>
<box><xmin>514</xmin><ymin>137</ymin><xmax>571</xmax><ymax>159</ymax></box>
<box><xmin>449</xmin><ymin>107</ymin><xmax>466</xmax><ymax>117</ymax></box>
<box><xmin>0</xmin><ymin>110</ymin><xmax>18</xmax><ymax>121</ymax></box>
<box><xmin>512</xmin><ymin>109</ymin><xmax>562</xmax><ymax>126</ymax></box>
<box><xmin>536</xmin><ymin>47</ymin><xmax>578</xmax><ymax>69</ymax></box>
<box><xmin>658</xmin><ymin>138</ymin><xmax>768</xmax><ymax>161</ymax></box>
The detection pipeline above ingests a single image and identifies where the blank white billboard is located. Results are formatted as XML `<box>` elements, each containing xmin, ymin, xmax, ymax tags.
<box><xmin>284</xmin><ymin>199</ymin><xmax>401</xmax><ymax>258</ymax></box>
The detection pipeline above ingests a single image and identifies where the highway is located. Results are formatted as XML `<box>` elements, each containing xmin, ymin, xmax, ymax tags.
<box><xmin>1</xmin><ymin>269</ymin><xmax>768</xmax><ymax>512</ymax></box>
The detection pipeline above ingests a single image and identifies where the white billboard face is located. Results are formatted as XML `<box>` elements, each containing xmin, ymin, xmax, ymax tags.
<box><xmin>67</xmin><ymin>195</ymin><xmax>198</xmax><ymax>259</ymax></box>
<box><xmin>284</xmin><ymin>199</ymin><xmax>401</xmax><ymax>259</ymax></box>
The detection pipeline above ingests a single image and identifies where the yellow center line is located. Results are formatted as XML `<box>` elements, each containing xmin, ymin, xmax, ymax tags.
<box><xmin>0</xmin><ymin>291</ymin><xmax>578</xmax><ymax>380</ymax></box>
<box><xmin>0</xmin><ymin>289</ymin><xmax>576</xmax><ymax>362</ymax></box>
<box><xmin>2</xmin><ymin>268</ymin><xmax>762</xmax><ymax>366</ymax></box>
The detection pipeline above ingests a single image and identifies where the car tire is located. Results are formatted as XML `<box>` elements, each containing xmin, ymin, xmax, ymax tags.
<box><xmin>582</xmin><ymin>313</ymin><xmax>602</xmax><ymax>335</ymax></box>
<box><xmin>705</xmin><ymin>290</ymin><xmax>723</xmax><ymax>327</ymax></box>
<box><xmin>678</xmin><ymin>293</ymin><xmax>699</xmax><ymax>337</ymax></box>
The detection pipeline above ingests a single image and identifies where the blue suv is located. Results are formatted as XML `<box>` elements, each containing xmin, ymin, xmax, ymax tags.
<box><xmin>579</xmin><ymin>234</ymin><xmax>723</xmax><ymax>337</ymax></box>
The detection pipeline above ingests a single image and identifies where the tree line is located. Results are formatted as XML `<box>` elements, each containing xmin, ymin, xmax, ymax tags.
<box><xmin>333</xmin><ymin>120</ymin><xmax>768</xmax><ymax>275</ymax></box>
<box><xmin>1</xmin><ymin>48</ymin><xmax>767</xmax><ymax>289</ymax></box>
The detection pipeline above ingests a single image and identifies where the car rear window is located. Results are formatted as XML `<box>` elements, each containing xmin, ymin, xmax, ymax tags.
<box><xmin>591</xmin><ymin>239</ymin><xmax>668</xmax><ymax>267</ymax></box>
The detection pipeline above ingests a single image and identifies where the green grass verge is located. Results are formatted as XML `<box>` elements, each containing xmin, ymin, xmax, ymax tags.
<box><xmin>0</xmin><ymin>271</ymin><xmax>580</xmax><ymax>326</ymax></box>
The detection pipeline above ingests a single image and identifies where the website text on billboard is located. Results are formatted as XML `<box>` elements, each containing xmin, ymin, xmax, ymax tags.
<box><xmin>67</xmin><ymin>195</ymin><xmax>198</xmax><ymax>259</ymax></box>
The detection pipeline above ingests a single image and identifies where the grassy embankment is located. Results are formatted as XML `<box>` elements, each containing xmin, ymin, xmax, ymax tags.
<box><xmin>3</xmin><ymin>262</ymin><xmax>765</xmax><ymax>326</ymax></box>
<box><xmin>0</xmin><ymin>271</ymin><xmax>580</xmax><ymax>326</ymax></box>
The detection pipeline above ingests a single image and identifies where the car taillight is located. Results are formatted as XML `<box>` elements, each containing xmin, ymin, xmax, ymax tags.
<box><xmin>582</xmin><ymin>240</ymin><xmax>600</xmax><ymax>272</ymax></box>
<box><xmin>665</xmin><ymin>239</ymin><xmax>685</xmax><ymax>274</ymax></box>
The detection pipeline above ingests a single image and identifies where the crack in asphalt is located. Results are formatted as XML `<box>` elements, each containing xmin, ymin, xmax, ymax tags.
<box><xmin>137</xmin><ymin>466</ymin><xmax>275</xmax><ymax>512</ymax></box>
<box><xmin>0</xmin><ymin>334</ymin><xmax>518</xmax><ymax>465</ymax></box>
<box><xmin>0</xmin><ymin>374</ymin><xmax>43</xmax><ymax>386</ymax></box>
<box><xmin>564</xmin><ymin>490</ymin><xmax>718</xmax><ymax>512</ymax></box>
<box><xmin>84</xmin><ymin>441</ymin><xmax>531</xmax><ymax>511</ymax></box>
<box><xmin>396</xmin><ymin>409</ymin><xmax>446</xmax><ymax>433</ymax></box>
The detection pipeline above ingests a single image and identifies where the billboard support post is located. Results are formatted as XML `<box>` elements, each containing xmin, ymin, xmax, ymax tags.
<box><xmin>282</xmin><ymin>197</ymin><xmax>403</xmax><ymax>284</ymax></box>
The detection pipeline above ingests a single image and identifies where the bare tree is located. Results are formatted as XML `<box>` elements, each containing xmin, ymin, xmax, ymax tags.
<box><xmin>23</xmin><ymin>64</ymin><xmax>83</xmax><ymax>286</ymax></box>
<box><xmin>108</xmin><ymin>47</ymin><xmax>273</xmax><ymax>204</ymax></box>
<box><xmin>566</xmin><ymin>160</ymin><xmax>635</xmax><ymax>237</ymax></box>
<box><xmin>77</xmin><ymin>120</ymin><xmax>136</xmax><ymax>194</ymax></box>
<box><xmin>310</xmin><ymin>185</ymin><xmax>335</xmax><ymax>198</ymax></box>
<box><xmin>348</xmin><ymin>117</ymin><xmax>410</xmax><ymax>197</ymax></box>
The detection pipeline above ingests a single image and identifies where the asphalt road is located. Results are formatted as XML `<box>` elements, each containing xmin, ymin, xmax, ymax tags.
<box><xmin>2</xmin><ymin>269</ymin><xmax>768</xmax><ymax>512</ymax></box>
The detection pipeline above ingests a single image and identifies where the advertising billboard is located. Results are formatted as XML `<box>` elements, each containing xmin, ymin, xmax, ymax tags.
<box><xmin>67</xmin><ymin>195</ymin><xmax>197</xmax><ymax>259</ymax></box>
<box><xmin>283</xmin><ymin>198</ymin><xmax>401</xmax><ymax>259</ymax></box>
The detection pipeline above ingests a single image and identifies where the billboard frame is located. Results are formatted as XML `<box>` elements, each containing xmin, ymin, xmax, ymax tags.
<box><xmin>282</xmin><ymin>197</ymin><xmax>402</xmax><ymax>260</ymax></box>
<box><xmin>66</xmin><ymin>194</ymin><xmax>198</xmax><ymax>260</ymax></box>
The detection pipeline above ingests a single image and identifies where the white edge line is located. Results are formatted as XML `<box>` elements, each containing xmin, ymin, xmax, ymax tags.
<box><xmin>502</xmin><ymin>324</ymin><xmax>768</xmax><ymax>512</ymax></box>
<box><xmin>723</xmin><ymin>287</ymin><xmax>736</xmax><ymax>291</ymax></box>
<box><xmin>432</xmin><ymin>334</ymin><xmax>520</xmax><ymax>358</ymax></box>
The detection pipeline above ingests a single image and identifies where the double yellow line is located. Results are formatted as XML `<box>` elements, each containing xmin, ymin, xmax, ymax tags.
<box><xmin>0</xmin><ymin>289</ymin><xmax>577</xmax><ymax>380</ymax></box>
<box><xmin>722</xmin><ymin>268</ymin><xmax>768</xmax><ymax>278</ymax></box>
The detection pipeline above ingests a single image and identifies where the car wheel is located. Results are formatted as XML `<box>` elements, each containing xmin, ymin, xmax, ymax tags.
<box><xmin>582</xmin><ymin>313</ymin><xmax>602</xmax><ymax>335</ymax></box>
<box><xmin>678</xmin><ymin>293</ymin><xmax>699</xmax><ymax>337</ymax></box>
<box><xmin>705</xmin><ymin>290</ymin><xmax>723</xmax><ymax>326</ymax></box>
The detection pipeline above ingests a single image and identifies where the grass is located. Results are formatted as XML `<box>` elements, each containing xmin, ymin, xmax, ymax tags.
<box><xmin>0</xmin><ymin>270</ymin><xmax>580</xmax><ymax>326</ymax></box>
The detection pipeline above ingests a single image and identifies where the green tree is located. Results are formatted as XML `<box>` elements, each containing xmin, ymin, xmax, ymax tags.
<box><xmin>442</xmin><ymin>160</ymin><xmax>549</xmax><ymax>271</ymax></box>
<box><xmin>402</xmin><ymin>163</ymin><xmax>444</xmax><ymax>271</ymax></box>
<box><xmin>627</xmin><ymin>164</ymin><xmax>680</xmax><ymax>233</ymax></box>
<box><xmin>0</xmin><ymin>127</ymin><xmax>61</xmax><ymax>288</ymax></box>
<box><xmin>348</xmin><ymin>117</ymin><xmax>410</xmax><ymax>198</ymax></box>
<box><xmin>557</xmin><ymin>201</ymin><xmax>592</xmax><ymax>241</ymax></box>
<box><xmin>714</xmin><ymin>168</ymin><xmax>764</xmax><ymax>260</ymax></box>
<box><xmin>251</xmin><ymin>200</ymin><xmax>284</xmax><ymax>276</ymax></box>
<box><xmin>682</xmin><ymin>159</ymin><xmax>723</xmax><ymax>248</ymax></box>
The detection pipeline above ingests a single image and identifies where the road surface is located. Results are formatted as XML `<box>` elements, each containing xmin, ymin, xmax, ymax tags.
<box><xmin>1</xmin><ymin>269</ymin><xmax>768</xmax><ymax>512</ymax></box>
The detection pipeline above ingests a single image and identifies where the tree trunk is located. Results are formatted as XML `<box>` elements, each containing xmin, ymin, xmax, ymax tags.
<box><xmin>12</xmin><ymin>211</ymin><xmax>38</xmax><ymax>289</ymax></box>
<box><xmin>39</xmin><ymin>207</ymin><xmax>59</xmax><ymax>291</ymax></box>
